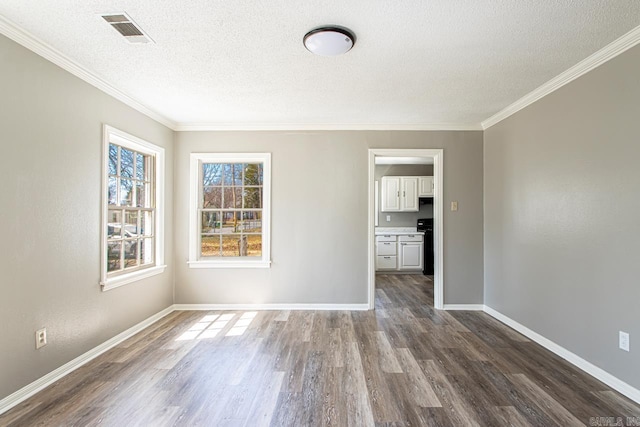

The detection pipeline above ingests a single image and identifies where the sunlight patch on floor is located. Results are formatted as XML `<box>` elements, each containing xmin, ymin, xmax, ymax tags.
<box><xmin>175</xmin><ymin>312</ymin><xmax>257</xmax><ymax>341</ymax></box>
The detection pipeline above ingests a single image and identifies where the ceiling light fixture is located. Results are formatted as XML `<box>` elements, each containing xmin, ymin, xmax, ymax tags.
<box><xmin>303</xmin><ymin>26</ymin><xmax>355</xmax><ymax>56</ymax></box>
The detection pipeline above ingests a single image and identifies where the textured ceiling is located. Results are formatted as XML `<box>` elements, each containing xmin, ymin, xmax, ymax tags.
<box><xmin>1</xmin><ymin>1</ymin><xmax>640</xmax><ymax>128</ymax></box>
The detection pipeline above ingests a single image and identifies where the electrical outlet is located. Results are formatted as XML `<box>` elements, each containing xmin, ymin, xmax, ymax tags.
<box><xmin>451</xmin><ymin>201</ymin><xmax>458</xmax><ymax>211</ymax></box>
<box><xmin>386</xmin><ymin>215</ymin><xmax>391</xmax><ymax>222</ymax></box>
<box><xmin>36</xmin><ymin>328</ymin><xmax>47</xmax><ymax>349</ymax></box>
<box><xmin>619</xmin><ymin>331</ymin><xmax>629</xmax><ymax>352</ymax></box>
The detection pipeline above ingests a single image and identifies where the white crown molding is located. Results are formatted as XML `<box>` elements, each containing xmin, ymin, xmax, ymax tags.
<box><xmin>173</xmin><ymin>303</ymin><xmax>370</xmax><ymax>311</ymax></box>
<box><xmin>173</xmin><ymin>123</ymin><xmax>484</xmax><ymax>132</ymax></box>
<box><xmin>0</xmin><ymin>15</ymin><xmax>177</xmax><ymax>130</ymax></box>
<box><xmin>482</xmin><ymin>24</ymin><xmax>640</xmax><ymax>129</ymax></box>
<box><xmin>484</xmin><ymin>306</ymin><xmax>640</xmax><ymax>404</ymax></box>
<box><xmin>0</xmin><ymin>306</ymin><xmax>175</xmax><ymax>416</ymax></box>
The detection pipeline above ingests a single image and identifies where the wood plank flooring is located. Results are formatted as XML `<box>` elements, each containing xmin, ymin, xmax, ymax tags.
<box><xmin>2</xmin><ymin>274</ymin><xmax>639</xmax><ymax>426</ymax></box>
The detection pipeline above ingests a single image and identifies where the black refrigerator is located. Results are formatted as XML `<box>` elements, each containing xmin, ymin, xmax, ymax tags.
<box><xmin>417</xmin><ymin>218</ymin><xmax>434</xmax><ymax>275</ymax></box>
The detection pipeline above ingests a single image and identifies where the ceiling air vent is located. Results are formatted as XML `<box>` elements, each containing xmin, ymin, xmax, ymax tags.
<box><xmin>101</xmin><ymin>13</ymin><xmax>154</xmax><ymax>44</ymax></box>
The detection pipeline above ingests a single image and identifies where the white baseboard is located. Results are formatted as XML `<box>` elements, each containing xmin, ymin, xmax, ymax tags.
<box><xmin>483</xmin><ymin>306</ymin><xmax>640</xmax><ymax>404</ymax></box>
<box><xmin>0</xmin><ymin>306</ymin><xmax>174</xmax><ymax>416</ymax></box>
<box><xmin>173</xmin><ymin>303</ymin><xmax>370</xmax><ymax>311</ymax></box>
<box><xmin>443</xmin><ymin>304</ymin><xmax>485</xmax><ymax>311</ymax></box>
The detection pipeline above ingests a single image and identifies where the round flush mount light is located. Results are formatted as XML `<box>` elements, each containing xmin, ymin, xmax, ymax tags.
<box><xmin>303</xmin><ymin>26</ymin><xmax>355</xmax><ymax>56</ymax></box>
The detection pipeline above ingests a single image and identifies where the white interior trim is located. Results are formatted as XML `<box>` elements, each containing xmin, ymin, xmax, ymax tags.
<box><xmin>443</xmin><ymin>304</ymin><xmax>484</xmax><ymax>311</ymax></box>
<box><xmin>0</xmin><ymin>306</ymin><xmax>174</xmax><ymax>416</ymax></box>
<box><xmin>0</xmin><ymin>15</ymin><xmax>176</xmax><ymax>130</ymax></box>
<box><xmin>173</xmin><ymin>303</ymin><xmax>369</xmax><ymax>311</ymax></box>
<box><xmin>484</xmin><ymin>306</ymin><xmax>640</xmax><ymax>405</ymax></box>
<box><xmin>367</xmin><ymin>149</ymin><xmax>444</xmax><ymax>310</ymax></box>
<box><xmin>174</xmin><ymin>123</ymin><xmax>483</xmax><ymax>131</ymax></box>
<box><xmin>482</xmin><ymin>24</ymin><xmax>640</xmax><ymax>129</ymax></box>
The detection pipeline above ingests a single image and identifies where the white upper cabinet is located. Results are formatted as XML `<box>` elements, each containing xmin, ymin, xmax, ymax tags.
<box><xmin>381</xmin><ymin>177</ymin><xmax>418</xmax><ymax>212</ymax></box>
<box><xmin>401</xmin><ymin>177</ymin><xmax>419</xmax><ymax>211</ymax></box>
<box><xmin>381</xmin><ymin>177</ymin><xmax>401</xmax><ymax>211</ymax></box>
<box><xmin>419</xmin><ymin>176</ymin><xmax>434</xmax><ymax>197</ymax></box>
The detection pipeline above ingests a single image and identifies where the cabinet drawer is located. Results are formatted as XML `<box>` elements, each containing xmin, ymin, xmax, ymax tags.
<box><xmin>376</xmin><ymin>241</ymin><xmax>396</xmax><ymax>256</ymax></box>
<box><xmin>376</xmin><ymin>255</ymin><xmax>397</xmax><ymax>270</ymax></box>
<box><xmin>376</xmin><ymin>235</ymin><xmax>397</xmax><ymax>243</ymax></box>
<box><xmin>398</xmin><ymin>234</ymin><xmax>424</xmax><ymax>242</ymax></box>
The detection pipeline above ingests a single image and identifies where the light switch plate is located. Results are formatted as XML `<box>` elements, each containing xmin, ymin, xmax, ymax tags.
<box><xmin>451</xmin><ymin>201</ymin><xmax>458</xmax><ymax>211</ymax></box>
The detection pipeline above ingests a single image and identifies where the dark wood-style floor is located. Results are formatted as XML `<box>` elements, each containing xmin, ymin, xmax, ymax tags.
<box><xmin>2</xmin><ymin>275</ymin><xmax>639</xmax><ymax>426</ymax></box>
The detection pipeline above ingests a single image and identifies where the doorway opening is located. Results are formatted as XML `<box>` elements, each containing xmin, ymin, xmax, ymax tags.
<box><xmin>367</xmin><ymin>149</ymin><xmax>444</xmax><ymax>310</ymax></box>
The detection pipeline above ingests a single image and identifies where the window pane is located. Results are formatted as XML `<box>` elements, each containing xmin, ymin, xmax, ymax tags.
<box><xmin>123</xmin><ymin>240</ymin><xmax>138</xmax><ymax>267</ymax></box>
<box><xmin>120</xmin><ymin>179</ymin><xmax>134</xmax><ymax>206</ymax></box>
<box><xmin>142</xmin><ymin>211</ymin><xmax>153</xmax><ymax>236</ymax></box>
<box><xmin>241</xmin><ymin>211</ymin><xmax>262</xmax><ymax>233</ymax></box>
<box><xmin>221</xmin><ymin>211</ymin><xmax>241</xmax><ymax>233</ymax></box>
<box><xmin>222</xmin><ymin>234</ymin><xmax>242</xmax><ymax>256</ymax></box>
<box><xmin>120</xmin><ymin>148</ymin><xmax>134</xmax><ymax>178</ymax></box>
<box><xmin>201</xmin><ymin>235</ymin><xmax>221</xmax><ymax>257</ymax></box>
<box><xmin>246</xmin><ymin>234</ymin><xmax>262</xmax><ymax>257</ymax></box>
<box><xmin>107</xmin><ymin>241</ymin><xmax>122</xmax><ymax>272</ymax></box>
<box><xmin>107</xmin><ymin>210</ymin><xmax>122</xmax><ymax>239</ymax></box>
<box><xmin>244</xmin><ymin>188</ymin><xmax>262</xmax><ymax>208</ymax></box>
<box><xmin>203</xmin><ymin>186</ymin><xmax>222</xmax><ymax>208</ymax></box>
<box><xmin>203</xmin><ymin>163</ymin><xmax>223</xmax><ymax>186</ymax></box>
<box><xmin>135</xmin><ymin>181</ymin><xmax>146</xmax><ymax>207</ymax></box>
<box><xmin>141</xmin><ymin>238</ymin><xmax>154</xmax><ymax>265</ymax></box>
<box><xmin>233</xmin><ymin>164</ymin><xmax>243</xmax><ymax>186</ymax></box>
<box><xmin>202</xmin><ymin>211</ymin><xmax>220</xmax><ymax>233</ymax></box>
<box><xmin>223</xmin><ymin>187</ymin><xmax>242</xmax><ymax>209</ymax></box>
<box><xmin>223</xmin><ymin>164</ymin><xmax>242</xmax><ymax>186</ymax></box>
<box><xmin>109</xmin><ymin>144</ymin><xmax>118</xmax><ymax>175</ymax></box>
<box><xmin>108</xmin><ymin>177</ymin><xmax>118</xmax><ymax>205</ymax></box>
<box><xmin>125</xmin><ymin>211</ymin><xmax>139</xmax><ymax>236</ymax></box>
<box><xmin>136</xmin><ymin>153</ymin><xmax>146</xmax><ymax>180</ymax></box>
<box><xmin>244</xmin><ymin>163</ymin><xmax>262</xmax><ymax>186</ymax></box>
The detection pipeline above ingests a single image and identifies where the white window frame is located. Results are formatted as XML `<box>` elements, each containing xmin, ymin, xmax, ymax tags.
<box><xmin>188</xmin><ymin>152</ymin><xmax>271</xmax><ymax>269</ymax></box>
<box><xmin>100</xmin><ymin>125</ymin><xmax>166</xmax><ymax>291</ymax></box>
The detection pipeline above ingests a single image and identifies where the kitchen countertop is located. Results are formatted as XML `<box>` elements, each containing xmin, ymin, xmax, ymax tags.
<box><xmin>375</xmin><ymin>227</ymin><xmax>422</xmax><ymax>235</ymax></box>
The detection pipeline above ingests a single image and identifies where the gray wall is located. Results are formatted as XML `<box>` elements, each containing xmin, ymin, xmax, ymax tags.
<box><xmin>484</xmin><ymin>45</ymin><xmax>640</xmax><ymax>389</ymax></box>
<box><xmin>0</xmin><ymin>35</ymin><xmax>174</xmax><ymax>400</ymax></box>
<box><xmin>375</xmin><ymin>164</ymin><xmax>434</xmax><ymax>227</ymax></box>
<box><xmin>175</xmin><ymin>131</ymin><xmax>484</xmax><ymax>305</ymax></box>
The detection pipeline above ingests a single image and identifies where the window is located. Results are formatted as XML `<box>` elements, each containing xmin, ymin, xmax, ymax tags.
<box><xmin>101</xmin><ymin>125</ymin><xmax>165</xmax><ymax>290</ymax></box>
<box><xmin>189</xmin><ymin>153</ymin><xmax>271</xmax><ymax>268</ymax></box>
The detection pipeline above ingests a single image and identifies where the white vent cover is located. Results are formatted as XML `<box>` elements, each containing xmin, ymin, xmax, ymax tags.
<box><xmin>101</xmin><ymin>13</ymin><xmax>154</xmax><ymax>44</ymax></box>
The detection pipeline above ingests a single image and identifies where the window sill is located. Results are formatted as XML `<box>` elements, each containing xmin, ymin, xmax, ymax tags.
<box><xmin>101</xmin><ymin>265</ymin><xmax>167</xmax><ymax>291</ymax></box>
<box><xmin>187</xmin><ymin>260</ymin><xmax>271</xmax><ymax>269</ymax></box>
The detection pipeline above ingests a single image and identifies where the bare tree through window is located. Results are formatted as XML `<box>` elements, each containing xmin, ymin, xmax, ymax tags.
<box><xmin>107</xmin><ymin>143</ymin><xmax>155</xmax><ymax>273</ymax></box>
<box><xmin>200</xmin><ymin>162</ymin><xmax>263</xmax><ymax>257</ymax></box>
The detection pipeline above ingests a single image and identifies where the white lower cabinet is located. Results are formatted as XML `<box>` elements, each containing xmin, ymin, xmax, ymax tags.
<box><xmin>399</xmin><ymin>242</ymin><xmax>423</xmax><ymax>270</ymax></box>
<box><xmin>377</xmin><ymin>255</ymin><xmax>397</xmax><ymax>270</ymax></box>
<box><xmin>375</xmin><ymin>235</ymin><xmax>397</xmax><ymax>270</ymax></box>
<box><xmin>376</xmin><ymin>233</ymin><xmax>423</xmax><ymax>271</ymax></box>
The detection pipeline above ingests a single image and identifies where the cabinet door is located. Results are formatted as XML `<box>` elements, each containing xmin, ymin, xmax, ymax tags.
<box><xmin>399</xmin><ymin>242</ymin><xmax>423</xmax><ymax>270</ymax></box>
<box><xmin>381</xmin><ymin>177</ymin><xmax>400</xmax><ymax>212</ymax></box>
<box><xmin>419</xmin><ymin>176</ymin><xmax>434</xmax><ymax>197</ymax></box>
<box><xmin>401</xmin><ymin>177</ymin><xmax>419</xmax><ymax>212</ymax></box>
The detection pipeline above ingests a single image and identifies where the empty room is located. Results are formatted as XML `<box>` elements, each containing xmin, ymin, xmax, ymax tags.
<box><xmin>1</xmin><ymin>1</ymin><xmax>640</xmax><ymax>425</ymax></box>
